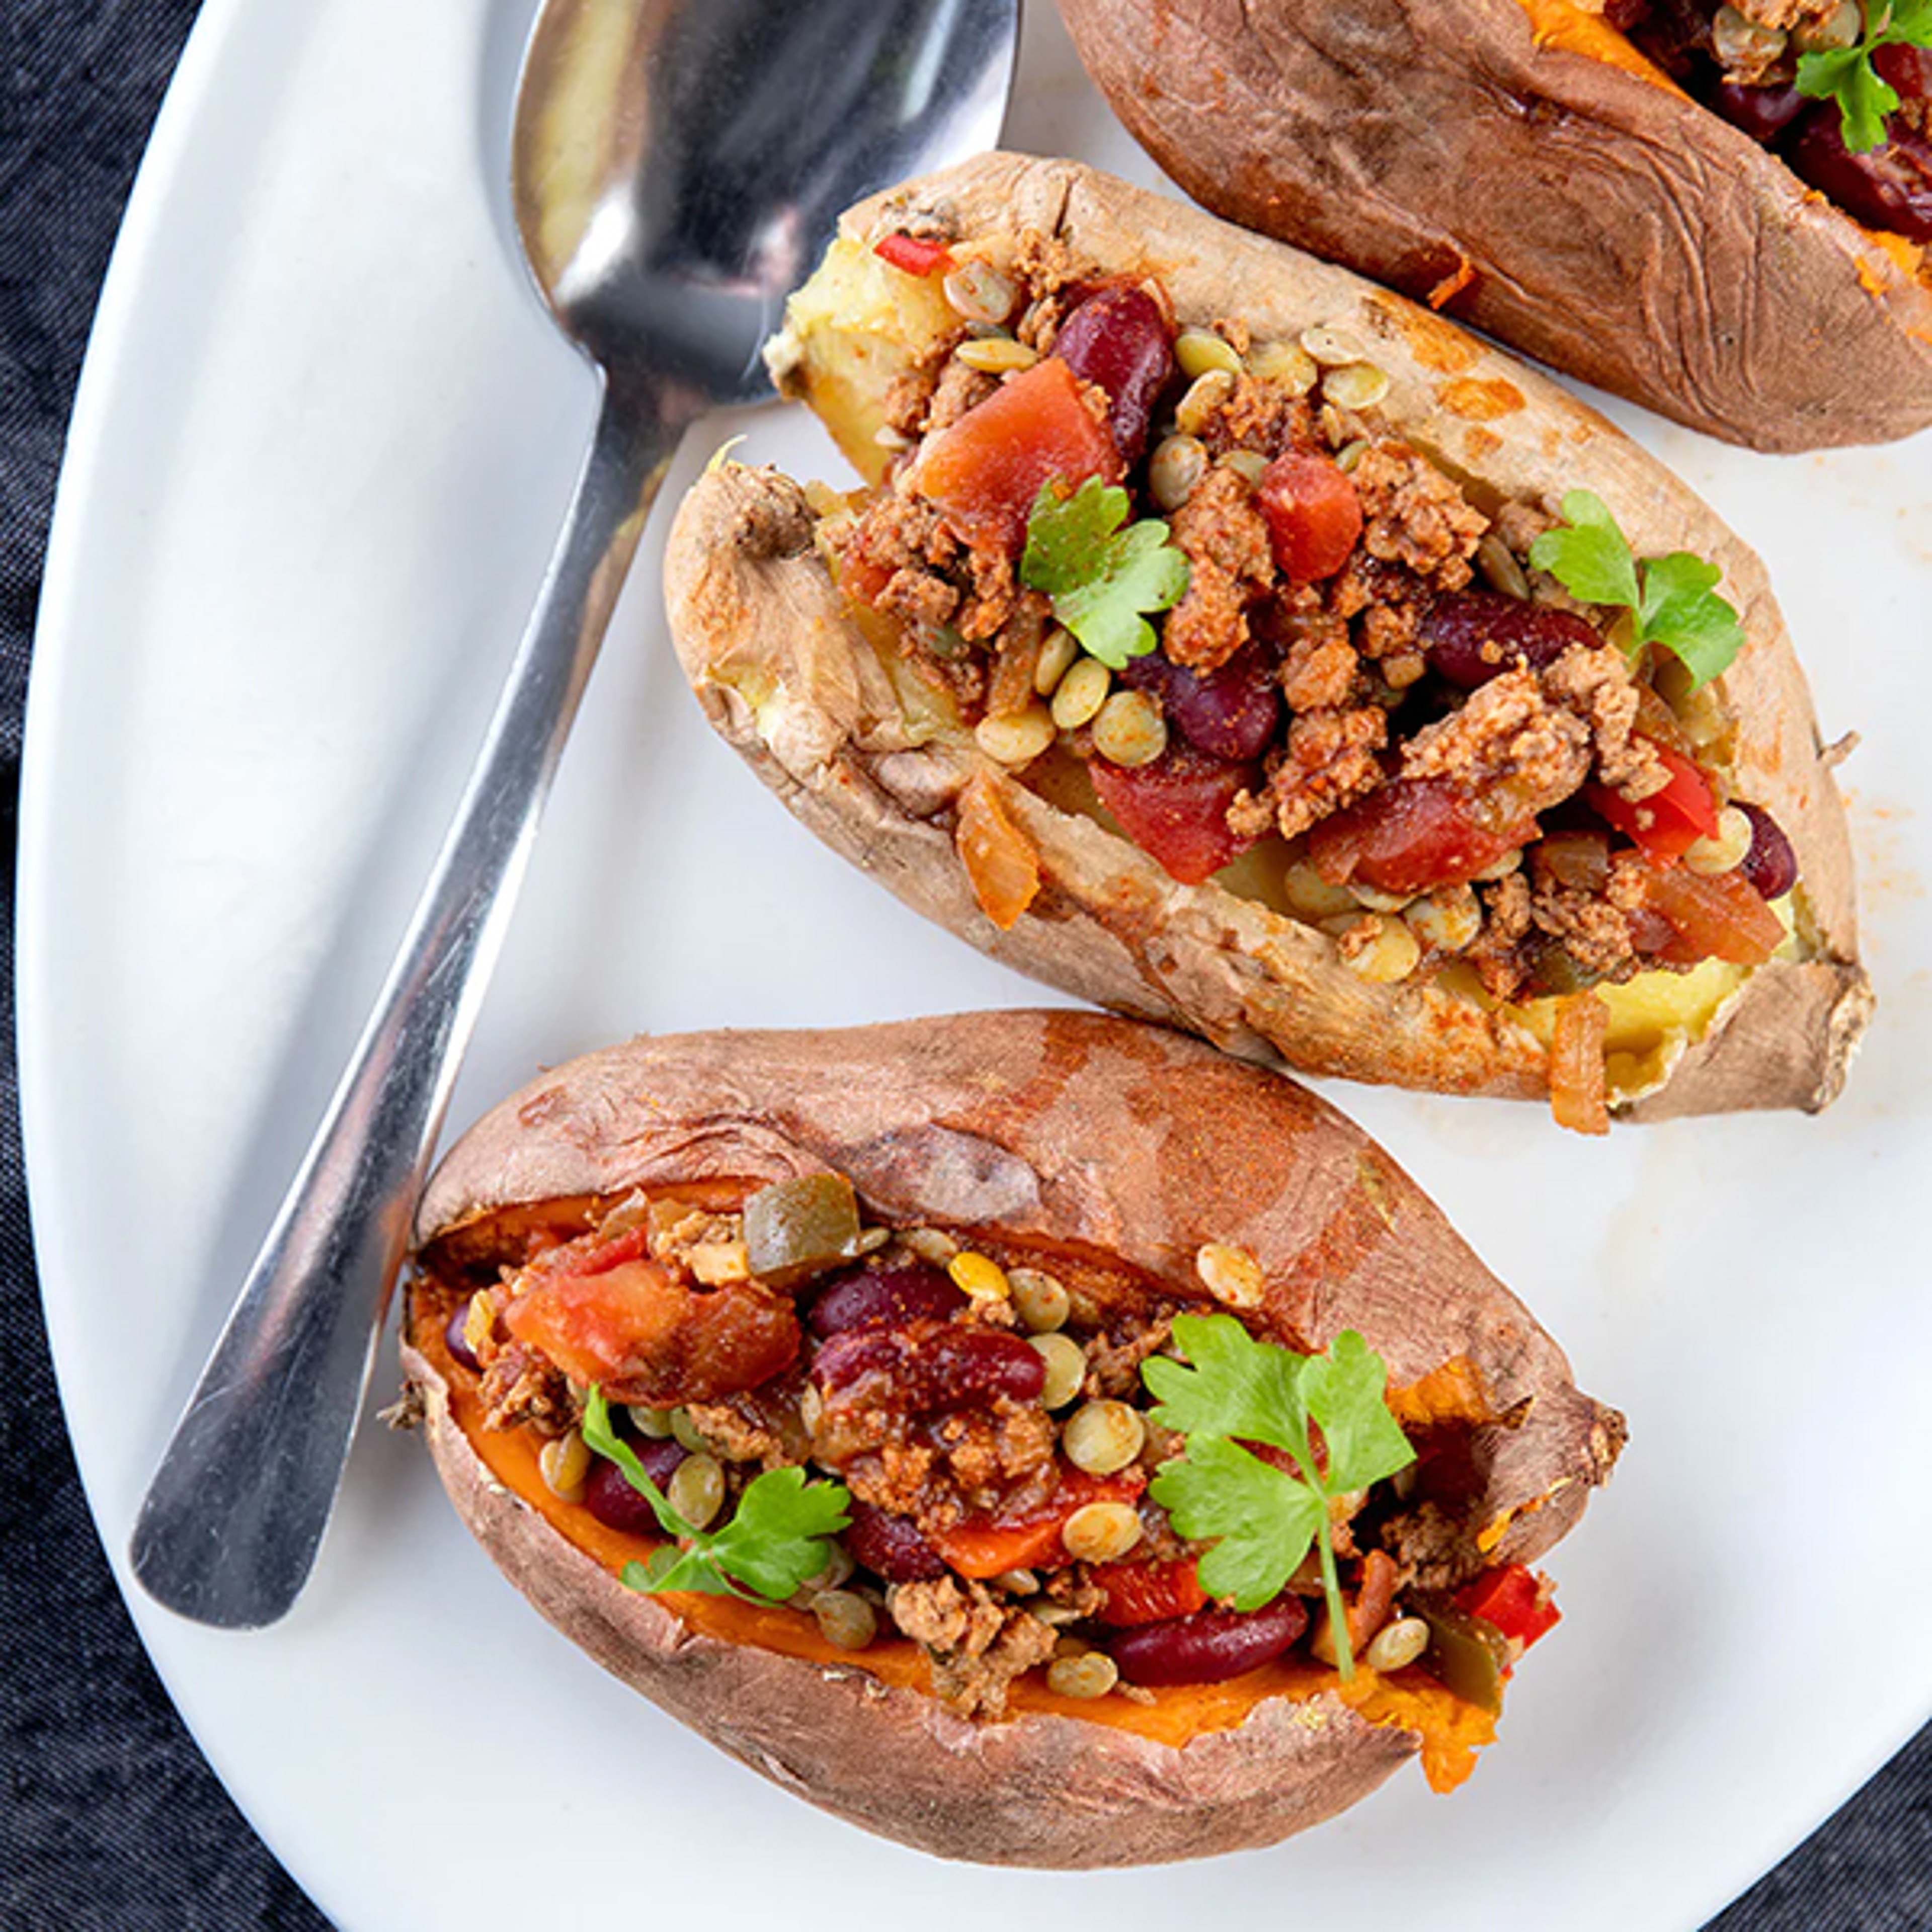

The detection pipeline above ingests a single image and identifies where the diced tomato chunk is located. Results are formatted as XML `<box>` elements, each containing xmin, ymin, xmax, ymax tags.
<box><xmin>909</xmin><ymin>357</ymin><xmax>1122</xmax><ymax>555</ymax></box>
<box><xmin>502</xmin><ymin>1236</ymin><xmax>800</xmax><ymax>1407</ymax></box>
<box><xmin>1309</xmin><ymin>777</ymin><xmax>1535</xmax><ymax>897</ymax></box>
<box><xmin>933</xmin><ymin>1468</ymin><xmax>1147</xmax><ymax>1580</ymax></box>
<box><xmin>873</xmin><ymin>232</ymin><xmax>954</xmax><ymax>277</ymax></box>
<box><xmin>1585</xmin><ymin>743</ymin><xmax>1720</xmax><ymax>861</ymax></box>
<box><xmin>1089</xmin><ymin>742</ymin><xmax>1260</xmax><ymax>886</ymax></box>
<box><xmin>835</xmin><ymin>550</ymin><xmax>894</xmax><ymax>609</ymax></box>
<box><xmin>1257</xmin><ymin>452</ymin><xmax>1363</xmax><ymax>582</ymax></box>
<box><xmin>1456</xmin><ymin>1564</ymin><xmax>1562</xmax><ymax>1651</ymax></box>
<box><xmin>1091</xmin><ymin>1557</ymin><xmax>1209</xmax><ymax>1627</ymax></box>
<box><xmin>1635</xmin><ymin>861</ymin><xmax>1785</xmax><ymax>967</ymax></box>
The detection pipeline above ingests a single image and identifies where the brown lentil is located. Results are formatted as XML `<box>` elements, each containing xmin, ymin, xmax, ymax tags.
<box><xmin>812</xmin><ymin>1589</ymin><xmax>879</xmax><ymax>1651</ymax></box>
<box><xmin>1365</xmin><ymin>1615</ymin><xmax>1431</xmax><ymax>1673</ymax></box>
<box><xmin>1063</xmin><ymin>1399</ymin><xmax>1146</xmax><ymax>1475</ymax></box>
<box><xmin>1030</xmin><ymin>1332</ymin><xmax>1087</xmax><ymax>1410</ymax></box>
<box><xmin>1009</xmin><ymin>1265</ymin><xmax>1071</xmax><ymax>1334</ymax></box>
<box><xmin>1062</xmin><ymin>1500</ymin><xmax>1145</xmax><ymax>1563</ymax></box>
<box><xmin>538</xmin><ymin>1430</ymin><xmax>590</xmax><ymax>1502</ymax></box>
<box><xmin>1047</xmin><ymin>1650</ymin><xmax>1121</xmax><ymax>1700</ymax></box>
<box><xmin>667</xmin><ymin>1453</ymin><xmax>726</xmax><ymax>1530</ymax></box>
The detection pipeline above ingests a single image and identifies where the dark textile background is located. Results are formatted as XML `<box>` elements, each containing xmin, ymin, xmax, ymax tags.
<box><xmin>3</xmin><ymin>4</ymin><xmax>1926</xmax><ymax>1928</ymax></box>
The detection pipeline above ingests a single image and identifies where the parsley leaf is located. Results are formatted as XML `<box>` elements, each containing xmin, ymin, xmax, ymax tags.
<box><xmin>1796</xmin><ymin>0</ymin><xmax>1932</xmax><ymax>153</ymax></box>
<box><xmin>1527</xmin><ymin>489</ymin><xmax>1744</xmax><ymax>691</ymax></box>
<box><xmin>694</xmin><ymin>1467</ymin><xmax>854</xmax><ymax>1601</ymax></box>
<box><xmin>1019</xmin><ymin>477</ymin><xmax>1190</xmax><ymax>669</ymax></box>
<box><xmin>1637</xmin><ymin>550</ymin><xmax>1746</xmax><ymax>691</ymax></box>
<box><xmin>1523</xmin><ymin>489</ymin><xmax>1640</xmax><ymax>612</ymax></box>
<box><xmin>580</xmin><ymin>1386</ymin><xmax>851</xmax><ymax>1602</ymax></box>
<box><xmin>1143</xmin><ymin>1314</ymin><xmax>1414</xmax><ymax>1679</ymax></box>
<box><xmin>1301</xmin><ymin>1329</ymin><xmax>1418</xmax><ymax>1496</ymax></box>
<box><xmin>1154</xmin><ymin>1436</ymin><xmax>1327</xmax><ymax>1611</ymax></box>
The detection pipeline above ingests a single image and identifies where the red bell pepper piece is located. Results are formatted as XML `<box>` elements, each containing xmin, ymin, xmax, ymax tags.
<box><xmin>1586</xmin><ymin>743</ymin><xmax>1720</xmax><ymax>861</ymax></box>
<box><xmin>1456</xmin><ymin>1564</ymin><xmax>1561</xmax><ymax>1651</ymax></box>
<box><xmin>873</xmin><ymin>232</ymin><xmax>954</xmax><ymax>277</ymax></box>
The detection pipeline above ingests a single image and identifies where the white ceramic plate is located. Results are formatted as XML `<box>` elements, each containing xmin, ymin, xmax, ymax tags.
<box><xmin>21</xmin><ymin>1</ymin><xmax>1931</xmax><ymax>1926</ymax></box>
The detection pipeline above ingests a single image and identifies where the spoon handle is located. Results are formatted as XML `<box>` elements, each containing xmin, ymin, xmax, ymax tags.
<box><xmin>130</xmin><ymin>380</ymin><xmax>684</xmax><ymax>1629</ymax></box>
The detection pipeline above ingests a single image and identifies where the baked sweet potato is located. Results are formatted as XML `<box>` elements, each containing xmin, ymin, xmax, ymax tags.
<box><xmin>404</xmin><ymin>1010</ymin><xmax>1623</xmax><ymax>1866</ymax></box>
<box><xmin>1057</xmin><ymin>0</ymin><xmax>1932</xmax><ymax>451</ymax></box>
<box><xmin>664</xmin><ymin>153</ymin><xmax>1869</xmax><ymax>1124</ymax></box>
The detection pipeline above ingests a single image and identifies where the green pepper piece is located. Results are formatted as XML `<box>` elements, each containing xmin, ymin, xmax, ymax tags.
<box><xmin>1414</xmin><ymin>1597</ymin><xmax>1513</xmax><ymax>1715</ymax></box>
<box><xmin>743</xmin><ymin>1172</ymin><xmax>862</xmax><ymax>1290</ymax></box>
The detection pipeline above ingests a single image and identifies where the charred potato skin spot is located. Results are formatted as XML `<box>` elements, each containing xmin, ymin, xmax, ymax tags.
<box><xmin>666</xmin><ymin>154</ymin><xmax>1867</xmax><ymax>1118</ymax></box>
<box><xmin>406</xmin><ymin>1012</ymin><xmax>1623</xmax><ymax>1866</ymax></box>
<box><xmin>1057</xmin><ymin>0</ymin><xmax>1932</xmax><ymax>451</ymax></box>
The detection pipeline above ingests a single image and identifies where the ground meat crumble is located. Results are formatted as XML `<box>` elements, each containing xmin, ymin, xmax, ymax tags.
<box><xmin>887</xmin><ymin>1576</ymin><xmax>1058</xmax><ymax>1719</ymax></box>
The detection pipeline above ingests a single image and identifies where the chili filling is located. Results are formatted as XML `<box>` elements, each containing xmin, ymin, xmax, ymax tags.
<box><xmin>801</xmin><ymin>240</ymin><xmax>1802</xmax><ymax>1092</ymax></box>
<box><xmin>412</xmin><ymin>1177</ymin><xmax>1574</xmax><ymax>1790</ymax></box>
<box><xmin>1611</xmin><ymin>1</ymin><xmax>1932</xmax><ymax>251</ymax></box>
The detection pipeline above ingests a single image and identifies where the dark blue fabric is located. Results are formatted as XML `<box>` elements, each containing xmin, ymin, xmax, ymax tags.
<box><xmin>0</xmin><ymin>4</ymin><xmax>1924</xmax><ymax>1927</ymax></box>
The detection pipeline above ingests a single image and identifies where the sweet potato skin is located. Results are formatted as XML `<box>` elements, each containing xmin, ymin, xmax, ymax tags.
<box><xmin>1055</xmin><ymin>0</ymin><xmax>1932</xmax><ymax>452</ymax></box>
<box><xmin>665</xmin><ymin>153</ymin><xmax>1869</xmax><ymax>1116</ymax></box>
<box><xmin>407</xmin><ymin>1011</ymin><xmax>1624</xmax><ymax>1865</ymax></box>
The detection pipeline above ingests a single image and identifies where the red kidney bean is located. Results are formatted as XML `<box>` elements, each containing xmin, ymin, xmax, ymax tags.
<box><xmin>1422</xmin><ymin>590</ymin><xmax>1601</xmax><ymax>689</ymax></box>
<box><xmin>844</xmin><ymin>1500</ymin><xmax>949</xmax><ymax>1583</ymax></box>
<box><xmin>1105</xmin><ymin>1595</ymin><xmax>1310</xmax><ymax>1686</ymax></box>
<box><xmin>1050</xmin><ymin>283</ymin><xmax>1174</xmax><ymax>467</ymax></box>
<box><xmin>584</xmin><ymin>1441</ymin><xmax>684</xmax><ymax>1534</ymax></box>
<box><xmin>1787</xmin><ymin>104</ymin><xmax>1932</xmax><ymax>244</ymax></box>
<box><xmin>1707</xmin><ymin>79</ymin><xmax>1806</xmax><ymax>145</ymax></box>
<box><xmin>1874</xmin><ymin>43</ymin><xmax>1932</xmax><ymax>103</ymax></box>
<box><xmin>444</xmin><ymin>1298</ymin><xmax>481</xmax><ymax>1373</ymax></box>
<box><xmin>807</xmin><ymin>1262</ymin><xmax>965</xmax><ymax>1338</ymax></box>
<box><xmin>1119</xmin><ymin>642</ymin><xmax>1280</xmax><ymax>761</ymax></box>
<box><xmin>1738</xmin><ymin>802</ymin><xmax>1798</xmax><ymax>900</ymax></box>
<box><xmin>813</xmin><ymin>1322</ymin><xmax>1046</xmax><ymax>1411</ymax></box>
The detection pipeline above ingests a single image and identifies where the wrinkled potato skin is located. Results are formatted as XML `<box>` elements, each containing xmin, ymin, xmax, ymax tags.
<box><xmin>665</xmin><ymin>154</ymin><xmax>1868</xmax><ymax>1117</ymax></box>
<box><xmin>1057</xmin><ymin>0</ymin><xmax>1932</xmax><ymax>451</ymax></box>
<box><xmin>408</xmin><ymin>1012</ymin><xmax>1623</xmax><ymax>1865</ymax></box>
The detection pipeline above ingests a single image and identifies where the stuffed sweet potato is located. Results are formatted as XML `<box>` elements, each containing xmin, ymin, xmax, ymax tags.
<box><xmin>1057</xmin><ymin>0</ymin><xmax>1932</xmax><ymax>451</ymax></box>
<box><xmin>664</xmin><ymin>153</ymin><xmax>1869</xmax><ymax>1128</ymax></box>
<box><xmin>403</xmin><ymin>1010</ymin><xmax>1624</xmax><ymax>1866</ymax></box>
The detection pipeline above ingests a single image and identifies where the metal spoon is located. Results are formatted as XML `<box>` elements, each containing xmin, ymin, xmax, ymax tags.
<box><xmin>130</xmin><ymin>0</ymin><xmax>1018</xmax><ymax>1629</ymax></box>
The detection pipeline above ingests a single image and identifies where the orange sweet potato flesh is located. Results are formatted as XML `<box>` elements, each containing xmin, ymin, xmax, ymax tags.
<box><xmin>1056</xmin><ymin>0</ymin><xmax>1932</xmax><ymax>450</ymax></box>
<box><xmin>405</xmin><ymin>1011</ymin><xmax>1624</xmax><ymax>1865</ymax></box>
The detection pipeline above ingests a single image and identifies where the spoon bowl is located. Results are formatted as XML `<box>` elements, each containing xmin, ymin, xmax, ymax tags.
<box><xmin>517</xmin><ymin>0</ymin><xmax>1016</xmax><ymax>403</ymax></box>
<box><xmin>129</xmin><ymin>0</ymin><xmax>1018</xmax><ymax>1630</ymax></box>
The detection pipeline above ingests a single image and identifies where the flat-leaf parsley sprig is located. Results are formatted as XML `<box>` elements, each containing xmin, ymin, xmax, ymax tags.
<box><xmin>1527</xmin><ymin>488</ymin><xmax>1745</xmax><ymax>692</ymax></box>
<box><xmin>1142</xmin><ymin>1316</ymin><xmax>1415</xmax><ymax>1680</ymax></box>
<box><xmin>580</xmin><ymin>1386</ymin><xmax>851</xmax><ymax>1602</ymax></box>
<box><xmin>1019</xmin><ymin>476</ymin><xmax>1191</xmax><ymax>669</ymax></box>
<box><xmin>1796</xmin><ymin>0</ymin><xmax>1932</xmax><ymax>154</ymax></box>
